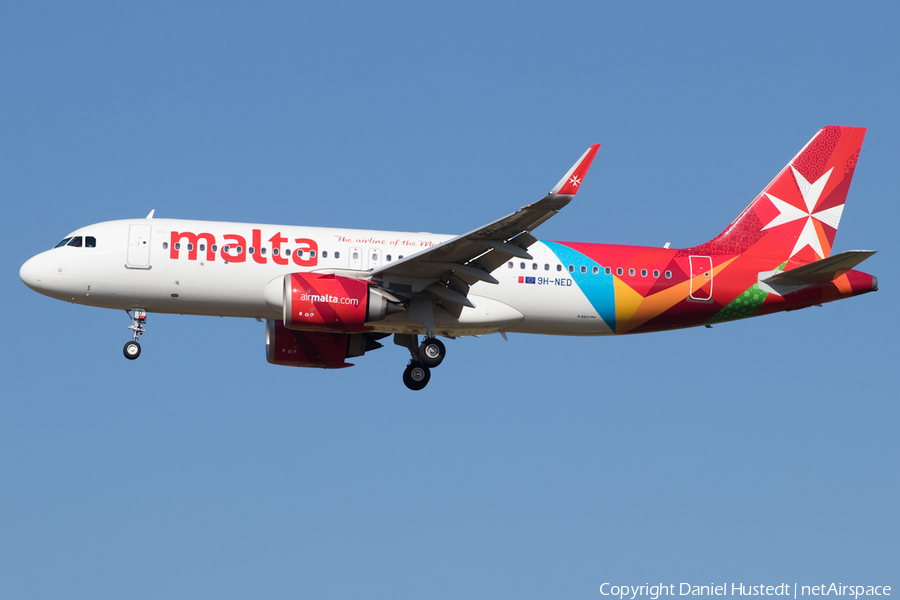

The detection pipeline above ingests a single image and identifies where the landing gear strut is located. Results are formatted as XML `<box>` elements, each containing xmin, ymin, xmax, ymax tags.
<box><xmin>395</xmin><ymin>334</ymin><xmax>447</xmax><ymax>390</ymax></box>
<box><xmin>123</xmin><ymin>309</ymin><xmax>147</xmax><ymax>360</ymax></box>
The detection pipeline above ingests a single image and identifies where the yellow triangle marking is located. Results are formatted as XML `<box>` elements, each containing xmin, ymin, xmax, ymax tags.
<box><xmin>614</xmin><ymin>277</ymin><xmax>644</xmax><ymax>326</ymax></box>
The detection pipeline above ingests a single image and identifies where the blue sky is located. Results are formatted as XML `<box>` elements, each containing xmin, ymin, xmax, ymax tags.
<box><xmin>2</xmin><ymin>2</ymin><xmax>897</xmax><ymax>598</ymax></box>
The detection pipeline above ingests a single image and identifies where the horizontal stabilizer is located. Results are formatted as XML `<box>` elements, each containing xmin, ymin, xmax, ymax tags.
<box><xmin>762</xmin><ymin>250</ymin><xmax>876</xmax><ymax>285</ymax></box>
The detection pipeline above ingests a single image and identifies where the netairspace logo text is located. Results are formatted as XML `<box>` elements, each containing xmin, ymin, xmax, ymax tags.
<box><xmin>600</xmin><ymin>584</ymin><xmax>891</xmax><ymax>600</ymax></box>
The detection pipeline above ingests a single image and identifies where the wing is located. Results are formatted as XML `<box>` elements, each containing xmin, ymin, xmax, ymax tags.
<box><xmin>369</xmin><ymin>144</ymin><xmax>600</xmax><ymax>317</ymax></box>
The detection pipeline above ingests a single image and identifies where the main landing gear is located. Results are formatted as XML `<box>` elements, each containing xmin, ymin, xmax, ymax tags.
<box><xmin>396</xmin><ymin>334</ymin><xmax>447</xmax><ymax>391</ymax></box>
<box><xmin>403</xmin><ymin>362</ymin><xmax>430</xmax><ymax>391</ymax></box>
<box><xmin>123</xmin><ymin>309</ymin><xmax>147</xmax><ymax>360</ymax></box>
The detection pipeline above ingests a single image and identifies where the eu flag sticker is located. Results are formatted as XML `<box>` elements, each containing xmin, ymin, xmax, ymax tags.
<box><xmin>525</xmin><ymin>276</ymin><xmax>536</xmax><ymax>284</ymax></box>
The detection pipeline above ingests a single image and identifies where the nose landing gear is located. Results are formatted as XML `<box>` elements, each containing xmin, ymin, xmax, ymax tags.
<box><xmin>123</xmin><ymin>309</ymin><xmax>147</xmax><ymax>360</ymax></box>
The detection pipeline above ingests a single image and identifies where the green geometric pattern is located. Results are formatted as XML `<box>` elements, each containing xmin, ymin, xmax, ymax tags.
<box><xmin>706</xmin><ymin>283</ymin><xmax>769</xmax><ymax>325</ymax></box>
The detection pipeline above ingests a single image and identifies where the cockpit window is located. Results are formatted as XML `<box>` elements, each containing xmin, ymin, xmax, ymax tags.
<box><xmin>85</xmin><ymin>236</ymin><xmax>96</xmax><ymax>248</ymax></box>
<box><xmin>67</xmin><ymin>236</ymin><xmax>83</xmax><ymax>247</ymax></box>
<box><xmin>54</xmin><ymin>237</ymin><xmax>72</xmax><ymax>248</ymax></box>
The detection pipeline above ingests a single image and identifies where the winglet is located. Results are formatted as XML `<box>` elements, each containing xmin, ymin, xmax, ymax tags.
<box><xmin>550</xmin><ymin>144</ymin><xmax>600</xmax><ymax>195</ymax></box>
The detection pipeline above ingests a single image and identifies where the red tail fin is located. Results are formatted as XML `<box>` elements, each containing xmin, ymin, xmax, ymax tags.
<box><xmin>689</xmin><ymin>126</ymin><xmax>866</xmax><ymax>262</ymax></box>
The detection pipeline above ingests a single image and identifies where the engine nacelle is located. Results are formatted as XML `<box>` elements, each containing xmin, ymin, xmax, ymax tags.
<box><xmin>265</xmin><ymin>319</ymin><xmax>385</xmax><ymax>369</ymax></box>
<box><xmin>282</xmin><ymin>273</ymin><xmax>399</xmax><ymax>333</ymax></box>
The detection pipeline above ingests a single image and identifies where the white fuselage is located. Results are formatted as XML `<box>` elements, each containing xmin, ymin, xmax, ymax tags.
<box><xmin>19</xmin><ymin>218</ymin><xmax>612</xmax><ymax>337</ymax></box>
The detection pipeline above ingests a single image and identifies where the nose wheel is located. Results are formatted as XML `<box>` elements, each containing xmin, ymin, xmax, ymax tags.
<box><xmin>123</xmin><ymin>340</ymin><xmax>141</xmax><ymax>359</ymax></box>
<box><xmin>124</xmin><ymin>309</ymin><xmax>147</xmax><ymax>360</ymax></box>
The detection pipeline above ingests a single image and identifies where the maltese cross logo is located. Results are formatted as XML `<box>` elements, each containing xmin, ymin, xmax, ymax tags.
<box><xmin>568</xmin><ymin>175</ymin><xmax>581</xmax><ymax>188</ymax></box>
<box><xmin>761</xmin><ymin>166</ymin><xmax>842</xmax><ymax>259</ymax></box>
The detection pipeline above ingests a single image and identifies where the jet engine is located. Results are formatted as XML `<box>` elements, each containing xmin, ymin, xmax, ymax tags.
<box><xmin>265</xmin><ymin>319</ymin><xmax>387</xmax><ymax>369</ymax></box>
<box><xmin>274</xmin><ymin>272</ymin><xmax>402</xmax><ymax>333</ymax></box>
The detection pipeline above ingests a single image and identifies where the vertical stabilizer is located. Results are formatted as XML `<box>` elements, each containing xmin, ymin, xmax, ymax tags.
<box><xmin>689</xmin><ymin>126</ymin><xmax>866</xmax><ymax>262</ymax></box>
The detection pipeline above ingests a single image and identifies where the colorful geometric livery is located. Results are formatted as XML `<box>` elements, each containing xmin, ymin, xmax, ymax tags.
<box><xmin>545</xmin><ymin>126</ymin><xmax>873</xmax><ymax>334</ymax></box>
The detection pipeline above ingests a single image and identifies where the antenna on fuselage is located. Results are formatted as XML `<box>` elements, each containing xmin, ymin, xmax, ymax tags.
<box><xmin>146</xmin><ymin>209</ymin><xmax>155</xmax><ymax>219</ymax></box>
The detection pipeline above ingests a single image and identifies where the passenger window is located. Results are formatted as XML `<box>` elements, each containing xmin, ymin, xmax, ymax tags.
<box><xmin>163</xmin><ymin>242</ymin><xmax>169</xmax><ymax>250</ymax></box>
<box><xmin>335</xmin><ymin>251</ymin><xmax>341</xmax><ymax>259</ymax></box>
<box><xmin>199</xmin><ymin>244</ymin><xmax>205</xmax><ymax>252</ymax></box>
<box><xmin>54</xmin><ymin>238</ymin><xmax>72</xmax><ymax>248</ymax></box>
<box><xmin>187</xmin><ymin>243</ymin><xmax>194</xmax><ymax>251</ymax></box>
<box><xmin>605</xmin><ymin>267</ymin><xmax>611</xmax><ymax>275</ymax></box>
<box><xmin>592</xmin><ymin>266</ymin><xmax>599</xmax><ymax>274</ymax></box>
<box><xmin>665</xmin><ymin>270</ymin><xmax>672</xmax><ymax>279</ymax></box>
<box><xmin>641</xmin><ymin>269</ymin><xmax>647</xmax><ymax>277</ymax></box>
<box><xmin>508</xmin><ymin>262</ymin><xmax>513</xmax><ymax>269</ymax></box>
<box><xmin>617</xmin><ymin>267</ymin><xmax>623</xmax><ymax>276</ymax></box>
<box><xmin>323</xmin><ymin>251</ymin><xmax>328</xmax><ymax>258</ymax></box>
<box><xmin>568</xmin><ymin>265</ymin><xmax>575</xmax><ymax>273</ymax></box>
<box><xmin>236</xmin><ymin>246</ymin><xmax>243</xmax><ymax>254</ymax></box>
<box><xmin>223</xmin><ymin>245</ymin><xmax>230</xmax><ymax>253</ymax></box>
<box><xmin>580</xmin><ymin>265</ymin><xmax>587</xmax><ymax>274</ymax></box>
<box><xmin>556</xmin><ymin>264</ymin><xmax>562</xmax><ymax>272</ymax></box>
<box><xmin>261</xmin><ymin>247</ymin><xmax>267</xmax><ymax>255</ymax></box>
<box><xmin>629</xmin><ymin>268</ymin><xmax>635</xmax><ymax>276</ymax></box>
<box><xmin>385</xmin><ymin>254</ymin><xmax>391</xmax><ymax>261</ymax></box>
<box><xmin>249</xmin><ymin>247</ymin><xmax>255</xmax><ymax>254</ymax></box>
<box><xmin>67</xmin><ymin>237</ymin><xmax>83</xmax><ymax>247</ymax></box>
<box><xmin>544</xmin><ymin>264</ymin><xmax>549</xmax><ymax>271</ymax></box>
<box><xmin>653</xmin><ymin>269</ymin><xmax>659</xmax><ymax>277</ymax></box>
<box><xmin>532</xmin><ymin>263</ymin><xmax>538</xmax><ymax>270</ymax></box>
<box><xmin>520</xmin><ymin>262</ymin><xmax>525</xmax><ymax>269</ymax></box>
<box><xmin>285</xmin><ymin>248</ymin><xmax>291</xmax><ymax>256</ymax></box>
<box><xmin>174</xmin><ymin>242</ymin><xmax>181</xmax><ymax>250</ymax></box>
<box><xmin>85</xmin><ymin>236</ymin><xmax>96</xmax><ymax>248</ymax></box>
<box><xmin>398</xmin><ymin>255</ymin><xmax>403</xmax><ymax>259</ymax></box>
<box><xmin>310</xmin><ymin>250</ymin><xmax>316</xmax><ymax>258</ymax></box>
<box><xmin>212</xmin><ymin>245</ymin><xmax>218</xmax><ymax>252</ymax></box>
<box><xmin>297</xmin><ymin>249</ymin><xmax>304</xmax><ymax>257</ymax></box>
<box><xmin>352</xmin><ymin>251</ymin><xmax>359</xmax><ymax>260</ymax></box>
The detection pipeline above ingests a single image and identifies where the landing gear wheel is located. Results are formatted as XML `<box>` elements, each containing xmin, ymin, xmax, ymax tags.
<box><xmin>403</xmin><ymin>362</ymin><xmax>431</xmax><ymax>391</ymax></box>
<box><xmin>123</xmin><ymin>341</ymin><xmax>141</xmax><ymax>360</ymax></box>
<box><xmin>125</xmin><ymin>309</ymin><xmax>147</xmax><ymax>360</ymax></box>
<box><xmin>417</xmin><ymin>338</ymin><xmax>445</xmax><ymax>368</ymax></box>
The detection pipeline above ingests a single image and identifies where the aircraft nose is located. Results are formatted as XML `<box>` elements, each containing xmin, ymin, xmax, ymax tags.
<box><xmin>19</xmin><ymin>254</ymin><xmax>43</xmax><ymax>291</ymax></box>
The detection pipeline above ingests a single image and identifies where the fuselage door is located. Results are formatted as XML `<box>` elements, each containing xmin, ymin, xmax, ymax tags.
<box><xmin>349</xmin><ymin>247</ymin><xmax>362</xmax><ymax>270</ymax></box>
<box><xmin>689</xmin><ymin>255</ymin><xmax>713</xmax><ymax>301</ymax></box>
<box><xmin>367</xmin><ymin>248</ymin><xmax>382</xmax><ymax>269</ymax></box>
<box><xmin>127</xmin><ymin>224</ymin><xmax>152</xmax><ymax>269</ymax></box>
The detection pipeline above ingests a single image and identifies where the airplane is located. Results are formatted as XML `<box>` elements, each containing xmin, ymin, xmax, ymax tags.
<box><xmin>19</xmin><ymin>126</ymin><xmax>877</xmax><ymax>390</ymax></box>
